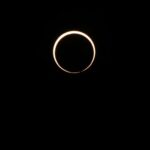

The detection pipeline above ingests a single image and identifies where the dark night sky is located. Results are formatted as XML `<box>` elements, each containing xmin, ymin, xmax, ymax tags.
<box><xmin>3</xmin><ymin>3</ymin><xmax>133</xmax><ymax>146</ymax></box>
<box><xmin>7</xmin><ymin>4</ymin><xmax>113</xmax><ymax>104</ymax></box>
<box><xmin>5</xmin><ymin>2</ymin><xmax>114</xmax><ymax>115</ymax></box>
<box><xmin>2</xmin><ymin>3</ymin><xmax>140</xmax><ymax>145</ymax></box>
<box><xmin>33</xmin><ymin>6</ymin><xmax>112</xmax><ymax>79</ymax></box>
<box><xmin>1</xmin><ymin>0</ymin><xmax>114</xmax><ymax>104</ymax></box>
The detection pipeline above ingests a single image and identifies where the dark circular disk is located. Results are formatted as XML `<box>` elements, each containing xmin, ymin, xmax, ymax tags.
<box><xmin>56</xmin><ymin>34</ymin><xmax>93</xmax><ymax>72</ymax></box>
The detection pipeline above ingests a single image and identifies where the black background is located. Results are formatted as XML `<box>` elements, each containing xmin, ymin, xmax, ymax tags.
<box><xmin>3</xmin><ymin>2</ymin><xmax>119</xmax><ymax>145</ymax></box>
<box><xmin>5</xmin><ymin>2</ymin><xmax>114</xmax><ymax>121</ymax></box>
<box><xmin>29</xmin><ymin>5</ymin><xmax>112</xmax><ymax>106</ymax></box>
<box><xmin>9</xmin><ymin>4</ymin><xmax>113</xmax><ymax>98</ymax></box>
<box><xmin>2</xmin><ymin>3</ymin><xmax>144</xmax><ymax>147</ymax></box>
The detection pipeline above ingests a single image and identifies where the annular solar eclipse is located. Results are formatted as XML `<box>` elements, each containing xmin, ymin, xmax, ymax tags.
<box><xmin>52</xmin><ymin>30</ymin><xmax>96</xmax><ymax>74</ymax></box>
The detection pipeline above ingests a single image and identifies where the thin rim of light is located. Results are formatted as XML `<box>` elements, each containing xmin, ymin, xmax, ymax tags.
<box><xmin>52</xmin><ymin>30</ymin><xmax>96</xmax><ymax>74</ymax></box>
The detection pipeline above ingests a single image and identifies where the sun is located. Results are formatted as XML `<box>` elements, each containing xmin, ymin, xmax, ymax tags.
<box><xmin>52</xmin><ymin>30</ymin><xmax>96</xmax><ymax>74</ymax></box>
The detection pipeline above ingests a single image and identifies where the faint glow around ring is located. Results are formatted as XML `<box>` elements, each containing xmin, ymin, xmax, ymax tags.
<box><xmin>52</xmin><ymin>30</ymin><xmax>96</xmax><ymax>74</ymax></box>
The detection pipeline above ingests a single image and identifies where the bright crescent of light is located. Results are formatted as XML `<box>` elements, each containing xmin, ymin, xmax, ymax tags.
<box><xmin>52</xmin><ymin>30</ymin><xmax>96</xmax><ymax>74</ymax></box>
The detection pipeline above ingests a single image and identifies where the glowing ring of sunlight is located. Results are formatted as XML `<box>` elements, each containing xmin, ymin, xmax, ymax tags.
<box><xmin>52</xmin><ymin>30</ymin><xmax>96</xmax><ymax>74</ymax></box>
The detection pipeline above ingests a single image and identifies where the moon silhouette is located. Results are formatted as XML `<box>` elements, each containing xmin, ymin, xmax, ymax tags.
<box><xmin>52</xmin><ymin>30</ymin><xmax>96</xmax><ymax>74</ymax></box>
